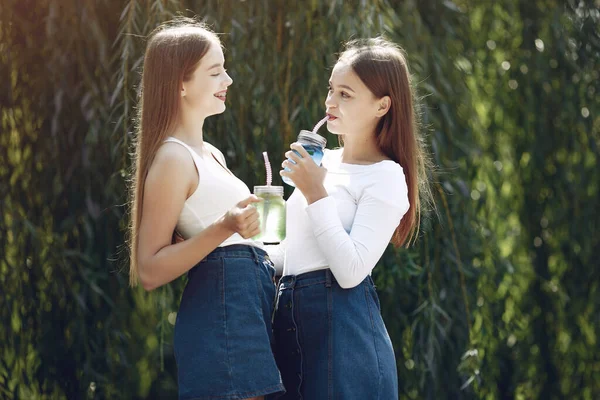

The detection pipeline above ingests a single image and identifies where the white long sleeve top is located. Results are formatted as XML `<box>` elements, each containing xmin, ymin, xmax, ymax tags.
<box><xmin>282</xmin><ymin>148</ymin><xmax>410</xmax><ymax>288</ymax></box>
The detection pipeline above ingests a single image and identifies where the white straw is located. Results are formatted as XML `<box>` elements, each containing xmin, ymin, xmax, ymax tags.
<box><xmin>312</xmin><ymin>115</ymin><xmax>330</xmax><ymax>133</ymax></box>
<box><xmin>263</xmin><ymin>151</ymin><xmax>272</xmax><ymax>186</ymax></box>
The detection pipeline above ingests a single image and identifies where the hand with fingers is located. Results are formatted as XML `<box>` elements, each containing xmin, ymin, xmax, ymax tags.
<box><xmin>280</xmin><ymin>143</ymin><xmax>329</xmax><ymax>204</ymax></box>
<box><xmin>222</xmin><ymin>195</ymin><xmax>263</xmax><ymax>238</ymax></box>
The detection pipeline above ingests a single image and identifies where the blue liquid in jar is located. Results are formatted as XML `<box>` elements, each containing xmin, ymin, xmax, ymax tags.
<box><xmin>282</xmin><ymin>144</ymin><xmax>324</xmax><ymax>187</ymax></box>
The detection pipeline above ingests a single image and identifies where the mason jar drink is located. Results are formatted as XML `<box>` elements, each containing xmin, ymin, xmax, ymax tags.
<box><xmin>253</xmin><ymin>185</ymin><xmax>286</xmax><ymax>244</ymax></box>
<box><xmin>282</xmin><ymin>130</ymin><xmax>327</xmax><ymax>187</ymax></box>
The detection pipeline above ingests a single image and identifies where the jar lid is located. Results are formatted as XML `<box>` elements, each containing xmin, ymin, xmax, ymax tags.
<box><xmin>298</xmin><ymin>130</ymin><xmax>327</xmax><ymax>148</ymax></box>
<box><xmin>254</xmin><ymin>185</ymin><xmax>284</xmax><ymax>196</ymax></box>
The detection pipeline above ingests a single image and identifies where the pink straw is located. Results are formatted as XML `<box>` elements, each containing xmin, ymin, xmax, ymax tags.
<box><xmin>312</xmin><ymin>115</ymin><xmax>330</xmax><ymax>134</ymax></box>
<box><xmin>263</xmin><ymin>151</ymin><xmax>272</xmax><ymax>186</ymax></box>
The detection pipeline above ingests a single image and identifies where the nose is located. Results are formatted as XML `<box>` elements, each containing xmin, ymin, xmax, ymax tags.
<box><xmin>325</xmin><ymin>91</ymin><xmax>336</xmax><ymax>109</ymax></box>
<box><xmin>224</xmin><ymin>71</ymin><xmax>233</xmax><ymax>87</ymax></box>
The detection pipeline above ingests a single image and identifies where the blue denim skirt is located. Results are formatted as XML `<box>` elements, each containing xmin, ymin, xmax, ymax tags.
<box><xmin>271</xmin><ymin>269</ymin><xmax>398</xmax><ymax>400</ymax></box>
<box><xmin>174</xmin><ymin>244</ymin><xmax>285</xmax><ymax>400</ymax></box>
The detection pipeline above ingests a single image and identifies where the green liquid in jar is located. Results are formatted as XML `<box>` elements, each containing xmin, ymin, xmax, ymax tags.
<box><xmin>253</xmin><ymin>192</ymin><xmax>286</xmax><ymax>243</ymax></box>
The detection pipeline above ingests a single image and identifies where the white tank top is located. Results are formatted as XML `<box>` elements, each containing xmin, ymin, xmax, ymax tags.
<box><xmin>164</xmin><ymin>136</ymin><xmax>260</xmax><ymax>248</ymax></box>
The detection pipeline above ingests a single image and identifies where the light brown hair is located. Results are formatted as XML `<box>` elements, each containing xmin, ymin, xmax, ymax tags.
<box><xmin>128</xmin><ymin>19</ymin><xmax>220</xmax><ymax>286</ymax></box>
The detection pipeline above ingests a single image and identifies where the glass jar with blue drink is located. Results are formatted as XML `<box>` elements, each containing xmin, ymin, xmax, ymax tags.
<box><xmin>282</xmin><ymin>130</ymin><xmax>327</xmax><ymax>187</ymax></box>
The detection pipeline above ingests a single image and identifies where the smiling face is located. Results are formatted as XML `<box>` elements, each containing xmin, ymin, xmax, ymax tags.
<box><xmin>324</xmin><ymin>62</ymin><xmax>390</xmax><ymax>137</ymax></box>
<box><xmin>181</xmin><ymin>41</ymin><xmax>233</xmax><ymax>119</ymax></box>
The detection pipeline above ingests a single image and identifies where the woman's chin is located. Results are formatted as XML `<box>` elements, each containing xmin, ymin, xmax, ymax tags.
<box><xmin>206</xmin><ymin>105</ymin><xmax>227</xmax><ymax>117</ymax></box>
<box><xmin>326</xmin><ymin>120</ymin><xmax>344</xmax><ymax>135</ymax></box>
<box><xmin>326</xmin><ymin>126</ymin><xmax>341</xmax><ymax>135</ymax></box>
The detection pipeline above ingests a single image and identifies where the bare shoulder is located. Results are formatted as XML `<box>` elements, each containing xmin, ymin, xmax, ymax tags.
<box><xmin>147</xmin><ymin>142</ymin><xmax>197</xmax><ymax>195</ymax></box>
<box><xmin>154</xmin><ymin>141</ymin><xmax>194</xmax><ymax>166</ymax></box>
<box><xmin>137</xmin><ymin>142</ymin><xmax>197</xmax><ymax>268</ymax></box>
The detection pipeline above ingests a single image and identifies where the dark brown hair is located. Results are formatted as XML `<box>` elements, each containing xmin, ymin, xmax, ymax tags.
<box><xmin>338</xmin><ymin>37</ymin><xmax>432</xmax><ymax>247</ymax></box>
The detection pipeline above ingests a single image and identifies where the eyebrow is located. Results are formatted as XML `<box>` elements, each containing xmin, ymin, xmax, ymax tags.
<box><xmin>329</xmin><ymin>81</ymin><xmax>355</xmax><ymax>93</ymax></box>
<box><xmin>208</xmin><ymin>63</ymin><xmax>223</xmax><ymax>70</ymax></box>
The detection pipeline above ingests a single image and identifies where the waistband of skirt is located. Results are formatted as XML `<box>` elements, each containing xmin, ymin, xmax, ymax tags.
<box><xmin>279</xmin><ymin>268</ymin><xmax>335</xmax><ymax>289</ymax></box>
<box><xmin>204</xmin><ymin>244</ymin><xmax>268</xmax><ymax>262</ymax></box>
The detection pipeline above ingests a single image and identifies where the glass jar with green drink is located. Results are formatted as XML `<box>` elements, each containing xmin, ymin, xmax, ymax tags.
<box><xmin>253</xmin><ymin>185</ymin><xmax>286</xmax><ymax>244</ymax></box>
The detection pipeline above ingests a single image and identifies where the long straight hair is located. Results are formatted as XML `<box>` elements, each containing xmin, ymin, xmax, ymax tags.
<box><xmin>338</xmin><ymin>38</ymin><xmax>433</xmax><ymax>247</ymax></box>
<box><xmin>128</xmin><ymin>19</ymin><xmax>220</xmax><ymax>287</ymax></box>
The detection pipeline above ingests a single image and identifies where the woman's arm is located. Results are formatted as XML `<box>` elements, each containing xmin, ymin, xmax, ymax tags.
<box><xmin>281</xmin><ymin>143</ymin><xmax>408</xmax><ymax>288</ymax></box>
<box><xmin>304</xmin><ymin>177</ymin><xmax>408</xmax><ymax>288</ymax></box>
<box><xmin>137</xmin><ymin>143</ymin><xmax>260</xmax><ymax>291</ymax></box>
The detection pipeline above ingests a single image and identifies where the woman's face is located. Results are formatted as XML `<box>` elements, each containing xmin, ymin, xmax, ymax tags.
<box><xmin>324</xmin><ymin>62</ymin><xmax>389</xmax><ymax>137</ymax></box>
<box><xmin>181</xmin><ymin>41</ymin><xmax>233</xmax><ymax>119</ymax></box>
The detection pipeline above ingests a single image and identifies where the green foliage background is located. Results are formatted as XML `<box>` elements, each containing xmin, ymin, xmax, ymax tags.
<box><xmin>1</xmin><ymin>0</ymin><xmax>598</xmax><ymax>399</ymax></box>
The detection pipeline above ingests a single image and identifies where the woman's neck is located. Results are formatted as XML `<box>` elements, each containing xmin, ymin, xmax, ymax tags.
<box><xmin>340</xmin><ymin>133</ymin><xmax>388</xmax><ymax>164</ymax></box>
<box><xmin>172</xmin><ymin>113</ymin><xmax>206</xmax><ymax>148</ymax></box>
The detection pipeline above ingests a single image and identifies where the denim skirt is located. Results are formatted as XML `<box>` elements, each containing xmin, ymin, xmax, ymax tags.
<box><xmin>174</xmin><ymin>244</ymin><xmax>285</xmax><ymax>400</ymax></box>
<box><xmin>271</xmin><ymin>269</ymin><xmax>398</xmax><ymax>400</ymax></box>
